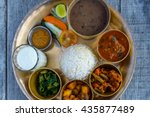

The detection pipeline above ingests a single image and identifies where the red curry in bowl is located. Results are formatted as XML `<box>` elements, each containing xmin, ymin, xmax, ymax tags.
<box><xmin>97</xmin><ymin>30</ymin><xmax>130</xmax><ymax>63</ymax></box>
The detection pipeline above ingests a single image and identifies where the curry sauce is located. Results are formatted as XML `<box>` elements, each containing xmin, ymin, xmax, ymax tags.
<box><xmin>98</xmin><ymin>30</ymin><xmax>130</xmax><ymax>62</ymax></box>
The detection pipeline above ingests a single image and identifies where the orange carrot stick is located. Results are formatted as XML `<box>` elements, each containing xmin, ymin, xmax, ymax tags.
<box><xmin>43</xmin><ymin>16</ymin><xmax>67</xmax><ymax>31</ymax></box>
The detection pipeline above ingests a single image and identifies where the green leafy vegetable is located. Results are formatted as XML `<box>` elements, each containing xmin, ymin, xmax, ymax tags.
<box><xmin>37</xmin><ymin>70</ymin><xmax>60</xmax><ymax>97</ymax></box>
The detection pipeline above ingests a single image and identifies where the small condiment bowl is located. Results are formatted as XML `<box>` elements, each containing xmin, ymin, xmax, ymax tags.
<box><xmin>97</xmin><ymin>29</ymin><xmax>131</xmax><ymax>63</ymax></box>
<box><xmin>61</xmin><ymin>80</ymin><xmax>93</xmax><ymax>100</ymax></box>
<box><xmin>67</xmin><ymin>0</ymin><xmax>110</xmax><ymax>39</ymax></box>
<box><xmin>89</xmin><ymin>64</ymin><xmax>123</xmax><ymax>97</ymax></box>
<box><xmin>28</xmin><ymin>25</ymin><xmax>52</xmax><ymax>51</ymax></box>
<box><xmin>28</xmin><ymin>67</ymin><xmax>62</xmax><ymax>100</ymax></box>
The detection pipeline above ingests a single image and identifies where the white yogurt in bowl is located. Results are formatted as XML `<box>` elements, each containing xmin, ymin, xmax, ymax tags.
<box><xmin>13</xmin><ymin>45</ymin><xmax>47</xmax><ymax>71</ymax></box>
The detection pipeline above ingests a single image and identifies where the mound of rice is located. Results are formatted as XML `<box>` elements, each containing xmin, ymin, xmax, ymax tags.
<box><xmin>60</xmin><ymin>44</ymin><xmax>97</xmax><ymax>80</ymax></box>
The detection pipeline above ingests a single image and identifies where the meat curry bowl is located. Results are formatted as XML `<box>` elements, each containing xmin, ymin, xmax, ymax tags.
<box><xmin>97</xmin><ymin>29</ymin><xmax>130</xmax><ymax>63</ymax></box>
<box><xmin>67</xmin><ymin>0</ymin><xmax>110</xmax><ymax>39</ymax></box>
<box><xmin>89</xmin><ymin>64</ymin><xmax>123</xmax><ymax>97</ymax></box>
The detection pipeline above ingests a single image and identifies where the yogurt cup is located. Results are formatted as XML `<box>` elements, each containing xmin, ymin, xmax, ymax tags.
<box><xmin>13</xmin><ymin>44</ymin><xmax>47</xmax><ymax>71</ymax></box>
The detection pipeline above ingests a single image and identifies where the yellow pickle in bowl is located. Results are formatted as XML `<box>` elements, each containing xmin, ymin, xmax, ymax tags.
<box><xmin>28</xmin><ymin>26</ymin><xmax>53</xmax><ymax>51</ymax></box>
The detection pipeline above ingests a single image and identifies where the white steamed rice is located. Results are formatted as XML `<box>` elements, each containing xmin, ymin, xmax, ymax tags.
<box><xmin>60</xmin><ymin>44</ymin><xmax>97</xmax><ymax>80</ymax></box>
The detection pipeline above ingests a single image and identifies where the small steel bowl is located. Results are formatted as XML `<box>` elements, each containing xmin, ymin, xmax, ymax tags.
<box><xmin>89</xmin><ymin>63</ymin><xmax>123</xmax><ymax>97</ymax></box>
<box><xmin>28</xmin><ymin>67</ymin><xmax>62</xmax><ymax>100</ymax></box>
<box><xmin>28</xmin><ymin>25</ymin><xmax>52</xmax><ymax>51</ymax></box>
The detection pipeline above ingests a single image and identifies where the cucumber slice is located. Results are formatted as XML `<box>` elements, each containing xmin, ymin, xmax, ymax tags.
<box><xmin>55</xmin><ymin>4</ymin><xmax>67</xmax><ymax>18</ymax></box>
<box><xmin>44</xmin><ymin>22</ymin><xmax>62</xmax><ymax>39</ymax></box>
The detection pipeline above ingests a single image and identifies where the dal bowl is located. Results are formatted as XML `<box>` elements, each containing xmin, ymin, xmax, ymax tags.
<box><xmin>67</xmin><ymin>0</ymin><xmax>110</xmax><ymax>39</ymax></box>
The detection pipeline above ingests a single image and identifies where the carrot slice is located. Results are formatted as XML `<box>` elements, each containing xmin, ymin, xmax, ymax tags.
<box><xmin>94</xmin><ymin>68</ymin><xmax>101</xmax><ymax>75</ymax></box>
<box><xmin>43</xmin><ymin>16</ymin><xmax>67</xmax><ymax>31</ymax></box>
